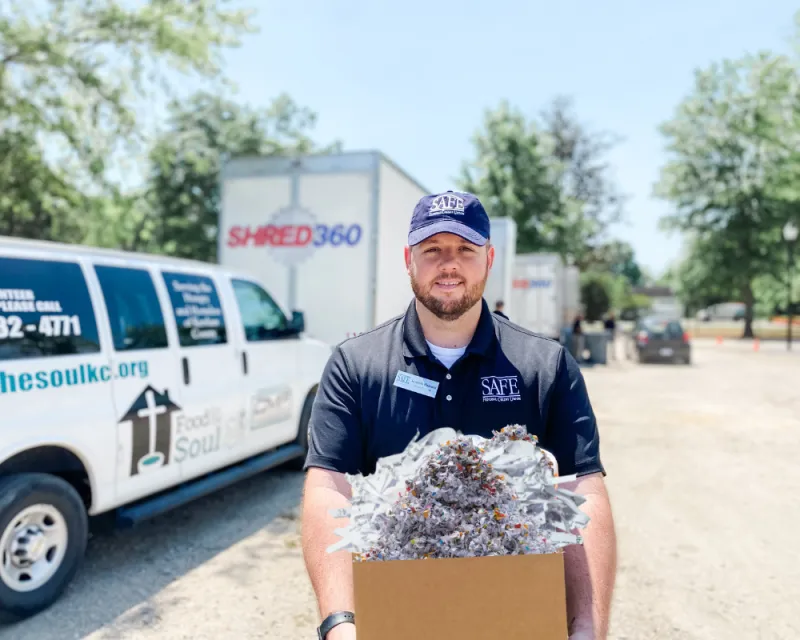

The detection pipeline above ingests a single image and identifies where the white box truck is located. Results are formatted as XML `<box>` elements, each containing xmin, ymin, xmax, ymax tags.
<box><xmin>219</xmin><ymin>151</ymin><xmax>429</xmax><ymax>347</ymax></box>
<box><xmin>564</xmin><ymin>264</ymin><xmax>581</xmax><ymax>326</ymax></box>
<box><xmin>484</xmin><ymin>217</ymin><xmax>517</xmax><ymax>317</ymax></box>
<box><xmin>511</xmin><ymin>253</ymin><xmax>579</xmax><ymax>340</ymax></box>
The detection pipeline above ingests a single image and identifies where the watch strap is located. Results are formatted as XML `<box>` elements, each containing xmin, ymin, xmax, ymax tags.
<box><xmin>317</xmin><ymin>611</ymin><xmax>355</xmax><ymax>639</ymax></box>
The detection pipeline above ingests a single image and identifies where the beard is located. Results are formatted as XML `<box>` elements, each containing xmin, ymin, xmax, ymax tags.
<box><xmin>410</xmin><ymin>266</ymin><xmax>488</xmax><ymax>321</ymax></box>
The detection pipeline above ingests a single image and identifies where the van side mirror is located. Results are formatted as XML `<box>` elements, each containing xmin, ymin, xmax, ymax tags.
<box><xmin>289</xmin><ymin>310</ymin><xmax>305</xmax><ymax>334</ymax></box>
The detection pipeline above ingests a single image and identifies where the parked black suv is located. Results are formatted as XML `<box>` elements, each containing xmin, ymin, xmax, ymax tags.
<box><xmin>629</xmin><ymin>315</ymin><xmax>691</xmax><ymax>365</ymax></box>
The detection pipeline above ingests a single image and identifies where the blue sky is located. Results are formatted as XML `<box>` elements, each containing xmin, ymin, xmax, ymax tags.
<box><xmin>219</xmin><ymin>1</ymin><xmax>799</xmax><ymax>276</ymax></box>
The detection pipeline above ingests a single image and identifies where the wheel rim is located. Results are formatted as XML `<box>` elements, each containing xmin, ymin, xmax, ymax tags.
<box><xmin>0</xmin><ymin>504</ymin><xmax>69</xmax><ymax>593</ymax></box>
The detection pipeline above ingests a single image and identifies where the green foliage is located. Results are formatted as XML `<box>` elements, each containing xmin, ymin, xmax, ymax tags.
<box><xmin>458</xmin><ymin>100</ymin><xmax>566</xmax><ymax>255</ymax></box>
<box><xmin>0</xmin><ymin>130</ymin><xmax>88</xmax><ymax>242</ymax></box>
<box><xmin>605</xmin><ymin>274</ymin><xmax>650</xmax><ymax>316</ymax></box>
<box><xmin>580</xmin><ymin>271</ymin><xmax>614</xmax><ymax>322</ymax></box>
<box><xmin>144</xmin><ymin>91</ymin><xmax>341</xmax><ymax>262</ymax></box>
<box><xmin>654</xmin><ymin>49</ymin><xmax>800</xmax><ymax>336</ymax></box>
<box><xmin>579</xmin><ymin>239</ymin><xmax>643</xmax><ymax>287</ymax></box>
<box><xmin>0</xmin><ymin>0</ymin><xmax>254</xmax><ymax>172</ymax></box>
<box><xmin>539</xmin><ymin>96</ymin><xmax>626</xmax><ymax>260</ymax></box>
<box><xmin>753</xmin><ymin>267</ymin><xmax>800</xmax><ymax>318</ymax></box>
<box><xmin>668</xmin><ymin>234</ymin><xmax>739</xmax><ymax>314</ymax></box>
<box><xmin>458</xmin><ymin>97</ymin><xmax>624</xmax><ymax>261</ymax></box>
<box><xmin>666</xmin><ymin>238</ymin><xmax>797</xmax><ymax>320</ymax></box>
<box><xmin>0</xmin><ymin>0</ymin><xmax>255</xmax><ymax>245</ymax></box>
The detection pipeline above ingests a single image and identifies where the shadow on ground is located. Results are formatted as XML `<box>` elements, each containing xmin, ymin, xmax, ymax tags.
<box><xmin>0</xmin><ymin>468</ymin><xmax>305</xmax><ymax>640</ymax></box>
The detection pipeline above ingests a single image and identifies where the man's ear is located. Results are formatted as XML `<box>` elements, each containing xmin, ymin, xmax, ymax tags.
<box><xmin>487</xmin><ymin>243</ymin><xmax>495</xmax><ymax>270</ymax></box>
<box><xmin>404</xmin><ymin>245</ymin><xmax>412</xmax><ymax>273</ymax></box>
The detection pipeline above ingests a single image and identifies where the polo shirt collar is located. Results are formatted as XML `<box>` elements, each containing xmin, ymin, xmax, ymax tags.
<box><xmin>402</xmin><ymin>298</ymin><xmax>497</xmax><ymax>359</ymax></box>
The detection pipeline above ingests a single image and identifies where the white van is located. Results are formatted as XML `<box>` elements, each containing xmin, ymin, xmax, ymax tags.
<box><xmin>0</xmin><ymin>236</ymin><xmax>332</xmax><ymax>619</ymax></box>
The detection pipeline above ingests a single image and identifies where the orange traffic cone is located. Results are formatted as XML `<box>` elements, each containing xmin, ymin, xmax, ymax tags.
<box><xmin>716</xmin><ymin>336</ymin><xmax>723</xmax><ymax>345</ymax></box>
<box><xmin>753</xmin><ymin>338</ymin><xmax>760</xmax><ymax>352</ymax></box>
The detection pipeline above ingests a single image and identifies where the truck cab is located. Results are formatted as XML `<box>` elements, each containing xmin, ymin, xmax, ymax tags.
<box><xmin>0</xmin><ymin>236</ymin><xmax>331</xmax><ymax>619</ymax></box>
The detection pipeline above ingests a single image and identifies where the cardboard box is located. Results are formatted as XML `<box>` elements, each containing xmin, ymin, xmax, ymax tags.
<box><xmin>353</xmin><ymin>550</ymin><xmax>568</xmax><ymax>639</ymax></box>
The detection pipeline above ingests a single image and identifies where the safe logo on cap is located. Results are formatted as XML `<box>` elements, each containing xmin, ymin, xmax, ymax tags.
<box><xmin>408</xmin><ymin>190</ymin><xmax>491</xmax><ymax>247</ymax></box>
<box><xmin>429</xmin><ymin>193</ymin><xmax>466</xmax><ymax>216</ymax></box>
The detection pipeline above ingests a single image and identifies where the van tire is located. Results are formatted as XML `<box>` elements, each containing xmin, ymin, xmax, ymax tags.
<box><xmin>0</xmin><ymin>473</ymin><xmax>88</xmax><ymax>621</ymax></box>
<box><xmin>284</xmin><ymin>389</ymin><xmax>316</xmax><ymax>471</ymax></box>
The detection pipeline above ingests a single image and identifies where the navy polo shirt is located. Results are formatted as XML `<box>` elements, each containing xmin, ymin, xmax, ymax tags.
<box><xmin>304</xmin><ymin>299</ymin><xmax>605</xmax><ymax>479</ymax></box>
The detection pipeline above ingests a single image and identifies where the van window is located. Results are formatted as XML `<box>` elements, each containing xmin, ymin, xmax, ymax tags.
<box><xmin>0</xmin><ymin>256</ymin><xmax>101</xmax><ymax>361</ymax></box>
<box><xmin>161</xmin><ymin>271</ymin><xmax>227</xmax><ymax>347</ymax></box>
<box><xmin>232</xmin><ymin>279</ymin><xmax>288</xmax><ymax>341</ymax></box>
<box><xmin>95</xmin><ymin>265</ymin><xmax>169</xmax><ymax>351</ymax></box>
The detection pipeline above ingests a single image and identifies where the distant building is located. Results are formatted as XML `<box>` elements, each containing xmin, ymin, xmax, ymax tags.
<box><xmin>632</xmin><ymin>286</ymin><xmax>683</xmax><ymax>317</ymax></box>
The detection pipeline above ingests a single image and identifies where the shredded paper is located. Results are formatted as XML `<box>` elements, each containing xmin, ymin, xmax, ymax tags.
<box><xmin>327</xmin><ymin>424</ymin><xmax>590</xmax><ymax>562</ymax></box>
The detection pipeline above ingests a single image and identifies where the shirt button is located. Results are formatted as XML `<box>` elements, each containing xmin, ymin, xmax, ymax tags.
<box><xmin>446</xmin><ymin>374</ymin><xmax>452</xmax><ymax>380</ymax></box>
<box><xmin>446</xmin><ymin>394</ymin><xmax>452</xmax><ymax>401</ymax></box>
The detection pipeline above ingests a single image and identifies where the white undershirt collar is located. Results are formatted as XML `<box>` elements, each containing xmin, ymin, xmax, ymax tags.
<box><xmin>426</xmin><ymin>340</ymin><xmax>467</xmax><ymax>369</ymax></box>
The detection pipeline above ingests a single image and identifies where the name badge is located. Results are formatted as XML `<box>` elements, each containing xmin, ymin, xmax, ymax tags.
<box><xmin>393</xmin><ymin>371</ymin><xmax>439</xmax><ymax>398</ymax></box>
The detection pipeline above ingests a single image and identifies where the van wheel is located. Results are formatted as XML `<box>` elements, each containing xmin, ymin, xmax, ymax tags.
<box><xmin>284</xmin><ymin>389</ymin><xmax>316</xmax><ymax>471</ymax></box>
<box><xmin>0</xmin><ymin>473</ymin><xmax>88</xmax><ymax>621</ymax></box>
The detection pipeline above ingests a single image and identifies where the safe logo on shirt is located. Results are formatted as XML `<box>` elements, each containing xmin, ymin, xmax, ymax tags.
<box><xmin>481</xmin><ymin>376</ymin><xmax>521</xmax><ymax>402</ymax></box>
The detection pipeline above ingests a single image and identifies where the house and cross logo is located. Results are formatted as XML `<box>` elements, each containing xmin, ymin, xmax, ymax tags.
<box><xmin>118</xmin><ymin>385</ymin><xmax>181</xmax><ymax>476</ymax></box>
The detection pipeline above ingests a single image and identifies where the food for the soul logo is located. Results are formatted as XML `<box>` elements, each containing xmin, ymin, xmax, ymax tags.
<box><xmin>118</xmin><ymin>384</ymin><xmax>293</xmax><ymax>476</ymax></box>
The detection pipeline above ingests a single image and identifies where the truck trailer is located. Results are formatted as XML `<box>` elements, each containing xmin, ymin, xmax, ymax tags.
<box><xmin>219</xmin><ymin>151</ymin><xmax>429</xmax><ymax>347</ymax></box>
<box><xmin>510</xmin><ymin>253</ymin><xmax>579</xmax><ymax>340</ymax></box>
<box><xmin>484</xmin><ymin>217</ymin><xmax>517</xmax><ymax>318</ymax></box>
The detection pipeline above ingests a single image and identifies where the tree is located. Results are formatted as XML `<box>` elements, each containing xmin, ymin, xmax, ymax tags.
<box><xmin>671</xmin><ymin>234</ymin><xmax>800</xmax><ymax>319</ymax></box>
<box><xmin>458</xmin><ymin>98</ymin><xmax>625</xmax><ymax>262</ymax></box>
<box><xmin>753</xmin><ymin>272</ymin><xmax>800</xmax><ymax>318</ymax></box>
<box><xmin>668</xmin><ymin>234</ymin><xmax>740</xmax><ymax>316</ymax></box>
<box><xmin>0</xmin><ymin>130</ymin><xmax>89</xmax><ymax>243</ymax></box>
<box><xmin>143</xmin><ymin>91</ymin><xmax>341</xmax><ymax>262</ymax></box>
<box><xmin>578</xmin><ymin>239</ymin><xmax>643</xmax><ymax>287</ymax></box>
<box><xmin>458</xmin><ymin>101</ymin><xmax>567</xmax><ymax>256</ymax></box>
<box><xmin>0</xmin><ymin>0</ymin><xmax>254</xmax><ymax>242</ymax></box>
<box><xmin>654</xmin><ymin>51</ymin><xmax>800</xmax><ymax>337</ymax></box>
<box><xmin>580</xmin><ymin>271</ymin><xmax>614</xmax><ymax>322</ymax></box>
<box><xmin>539</xmin><ymin>96</ymin><xmax>626</xmax><ymax>261</ymax></box>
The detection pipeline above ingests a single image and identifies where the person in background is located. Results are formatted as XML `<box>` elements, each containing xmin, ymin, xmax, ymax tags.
<box><xmin>493</xmin><ymin>299</ymin><xmax>509</xmax><ymax>320</ymax></box>
<box><xmin>572</xmin><ymin>313</ymin><xmax>585</xmax><ymax>363</ymax></box>
<box><xmin>603</xmin><ymin>312</ymin><xmax>617</xmax><ymax>361</ymax></box>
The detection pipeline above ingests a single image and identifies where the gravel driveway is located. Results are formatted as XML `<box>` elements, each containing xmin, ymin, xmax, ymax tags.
<box><xmin>1</xmin><ymin>339</ymin><xmax>797</xmax><ymax>639</ymax></box>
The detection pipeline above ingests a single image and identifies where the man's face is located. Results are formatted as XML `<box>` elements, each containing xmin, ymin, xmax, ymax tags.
<box><xmin>405</xmin><ymin>232</ymin><xmax>495</xmax><ymax>321</ymax></box>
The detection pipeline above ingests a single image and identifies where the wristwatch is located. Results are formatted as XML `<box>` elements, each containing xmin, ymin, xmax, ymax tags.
<box><xmin>317</xmin><ymin>611</ymin><xmax>355</xmax><ymax>639</ymax></box>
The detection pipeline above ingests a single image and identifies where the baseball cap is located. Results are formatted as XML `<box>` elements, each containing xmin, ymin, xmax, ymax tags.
<box><xmin>407</xmin><ymin>190</ymin><xmax>491</xmax><ymax>247</ymax></box>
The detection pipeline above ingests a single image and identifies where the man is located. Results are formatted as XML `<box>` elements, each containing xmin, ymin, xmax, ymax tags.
<box><xmin>604</xmin><ymin>313</ymin><xmax>617</xmax><ymax>361</ymax></box>
<box><xmin>301</xmin><ymin>191</ymin><xmax>617</xmax><ymax>640</ymax></box>
<box><xmin>493</xmin><ymin>299</ymin><xmax>509</xmax><ymax>319</ymax></box>
<box><xmin>572</xmin><ymin>313</ymin><xmax>585</xmax><ymax>363</ymax></box>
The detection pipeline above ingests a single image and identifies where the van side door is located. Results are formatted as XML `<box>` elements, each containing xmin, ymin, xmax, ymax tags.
<box><xmin>228</xmin><ymin>278</ymin><xmax>300</xmax><ymax>455</ymax></box>
<box><xmin>158</xmin><ymin>269</ymin><xmax>247</xmax><ymax>480</ymax></box>
<box><xmin>90</xmin><ymin>262</ymin><xmax>184</xmax><ymax>505</ymax></box>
